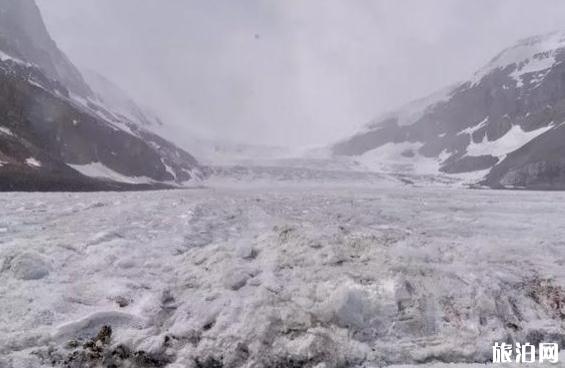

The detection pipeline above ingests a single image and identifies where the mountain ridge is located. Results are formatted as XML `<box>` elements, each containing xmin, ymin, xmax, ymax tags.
<box><xmin>0</xmin><ymin>0</ymin><xmax>92</xmax><ymax>97</ymax></box>
<box><xmin>333</xmin><ymin>30</ymin><xmax>565</xmax><ymax>189</ymax></box>
<box><xmin>0</xmin><ymin>0</ymin><xmax>204</xmax><ymax>191</ymax></box>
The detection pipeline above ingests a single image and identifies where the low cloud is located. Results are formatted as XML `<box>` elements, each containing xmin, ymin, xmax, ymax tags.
<box><xmin>38</xmin><ymin>0</ymin><xmax>565</xmax><ymax>147</ymax></box>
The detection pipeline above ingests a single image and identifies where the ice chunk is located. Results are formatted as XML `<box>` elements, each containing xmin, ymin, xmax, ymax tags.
<box><xmin>10</xmin><ymin>253</ymin><xmax>50</xmax><ymax>280</ymax></box>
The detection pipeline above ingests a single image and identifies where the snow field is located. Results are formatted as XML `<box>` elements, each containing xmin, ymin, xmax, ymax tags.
<box><xmin>1</xmin><ymin>186</ymin><xmax>565</xmax><ymax>367</ymax></box>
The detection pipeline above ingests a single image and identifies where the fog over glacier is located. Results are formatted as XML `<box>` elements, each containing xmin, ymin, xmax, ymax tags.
<box><xmin>4</xmin><ymin>0</ymin><xmax>565</xmax><ymax>366</ymax></box>
<box><xmin>37</xmin><ymin>0</ymin><xmax>565</xmax><ymax>147</ymax></box>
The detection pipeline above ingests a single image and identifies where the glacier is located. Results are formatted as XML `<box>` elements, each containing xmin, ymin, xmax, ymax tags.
<box><xmin>1</xmin><ymin>179</ymin><xmax>564</xmax><ymax>367</ymax></box>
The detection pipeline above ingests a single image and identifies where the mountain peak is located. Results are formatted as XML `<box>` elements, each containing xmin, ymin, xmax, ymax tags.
<box><xmin>333</xmin><ymin>30</ymin><xmax>565</xmax><ymax>189</ymax></box>
<box><xmin>0</xmin><ymin>0</ymin><xmax>92</xmax><ymax>97</ymax></box>
<box><xmin>0</xmin><ymin>0</ymin><xmax>203</xmax><ymax>190</ymax></box>
<box><xmin>472</xmin><ymin>30</ymin><xmax>565</xmax><ymax>85</ymax></box>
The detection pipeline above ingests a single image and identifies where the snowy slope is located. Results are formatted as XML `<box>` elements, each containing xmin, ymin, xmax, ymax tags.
<box><xmin>472</xmin><ymin>31</ymin><xmax>565</xmax><ymax>87</ymax></box>
<box><xmin>333</xmin><ymin>31</ymin><xmax>565</xmax><ymax>190</ymax></box>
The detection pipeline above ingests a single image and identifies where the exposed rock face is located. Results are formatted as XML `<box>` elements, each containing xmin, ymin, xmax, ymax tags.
<box><xmin>333</xmin><ymin>31</ymin><xmax>565</xmax><ymax>189</ymax></box>
<box><xmin>0</xmin><ymin>0</ymin><xmax>91</xmax><ymax>97</ymax></box>
<box><xmin>485</xmin><ymin>125</ymin><xmax>565</xmax><ymax>189</ymax></box>
<box><xmin>0</xmin><ymin>0</ymin><xmax>204</xmax><ymax>191</ymax></box>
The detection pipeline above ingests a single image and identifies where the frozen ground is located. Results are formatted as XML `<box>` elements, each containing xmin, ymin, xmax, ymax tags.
<box><xmin>1</xmin><ymin>182</ymin><xmax>565</xmax><ymax>367</ymax></box>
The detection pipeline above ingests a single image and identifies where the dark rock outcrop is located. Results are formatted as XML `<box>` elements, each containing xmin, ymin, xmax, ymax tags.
<box><xmin>0</xmin><ymin>0</ymin><xmax>91</xmax><ymax>97</ymax></box>
<box><xmin>0</xmin><ymin>0</ymin><xmax>204</xmax><ymax>191</ymax></box>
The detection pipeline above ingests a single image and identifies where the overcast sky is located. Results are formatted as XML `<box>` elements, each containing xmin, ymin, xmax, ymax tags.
<box><xmin>37</xmin><ymin>0</ymin><xmax>565</xmax><ymax>148</ymax></box>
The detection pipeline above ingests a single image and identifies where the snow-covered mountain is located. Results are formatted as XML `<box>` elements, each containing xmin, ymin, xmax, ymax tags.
<box><xmin>333</xmin><ymin>31</ymin><xmax>565</xmax><ymax>190</ymax></box>
<box><xmin>0</xmin><ymin>0</ymin><xmax>204</xmax><ymax>191</ymax></box>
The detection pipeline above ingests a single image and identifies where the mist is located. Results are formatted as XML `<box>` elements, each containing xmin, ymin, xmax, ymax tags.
<box><xmin>6</xmin><ymin>2</ymin><xmax>565</xmax><ymax>365</ymax></box>
<box><xmin>37</xmin><ymin>0</ymin><xmax>565</xmax><ymax>148</ymax></box>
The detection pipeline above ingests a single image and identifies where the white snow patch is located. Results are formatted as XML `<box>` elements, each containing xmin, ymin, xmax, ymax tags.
<box><xmin>25</xmin><ymin>157</ymin><xmax>42</xmax><ymax>168</ymax></box>
<box><xmin>161</xmin><ymin>158</ymin><xmax>177</xmax><ymax>181</ymax></box>
<box><xmin>510</xmin><ymin>55</ymin><xmax>556</xmax><ymax>88</ymax></box>
<box><xmin>68</xmin><ymin>162</ymin><xmax>154</xmax><ymax>184</ymax></box>
<box><xmin>0</xmin><ymin>50</ymin><xmax>25</xmax><ymax>65</ymax></box>
<box><xmin>466</xmin><ymin>124</ymin><xmax>552</xmax><ymax>159</ymax></box>
<box><xmin>27</xmin><ymin>78</ymin><xmax>48</xmax><ymax>91</ymax></box>
<box><xmin>0</xmin><ymin>126</ymin><xmax>14</xmax><ymax>137</ymax></box>
<box><xmin>457</xmin><ymin>117</ymin><xmax>489</xmax><ymax>136</ymax></box>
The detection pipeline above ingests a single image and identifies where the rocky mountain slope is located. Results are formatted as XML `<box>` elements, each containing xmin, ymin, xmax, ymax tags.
<box><xmin>333</xmin><ymin>31</ymin><xmax>565</xmax><ymax>190</ymax></box>
<box><xmin>0</xmin><ymin>0</ymin><xmax>90</xmax><ymax>98</ymax></box>
<box><xmin>82</xmin><ymin>70</ymin><xmax>165</xmax><ymax>129</ymax></box>
<box><xmin>0</xmin><ymin>0</ymin><xmax>203</xmax><ymax>191</ymax></box>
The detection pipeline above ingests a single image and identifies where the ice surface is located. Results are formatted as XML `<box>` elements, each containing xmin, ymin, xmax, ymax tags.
<box><xmin>1</xmin><ymin>185</ymin><xmax>565</xmax><ymax>367</ymax></box>
<box><xmin>356</xmin><ymin>142</ymin><xmax>443</xmax><ymax>176</ymax></box>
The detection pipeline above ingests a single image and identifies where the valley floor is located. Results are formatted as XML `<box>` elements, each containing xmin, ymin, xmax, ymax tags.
<box><xmin>1</xmin><ymin>184</ymin><xmax>564</xmax><ymax>367</ymax></box>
